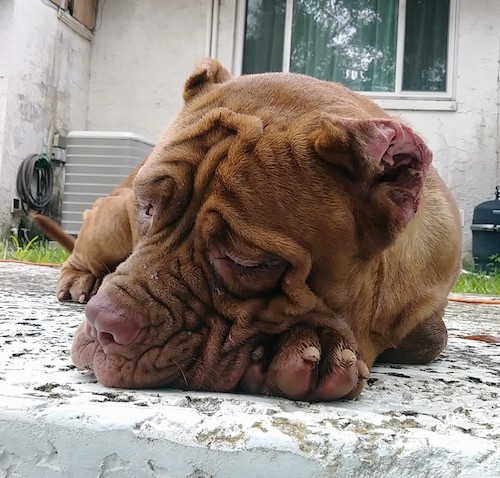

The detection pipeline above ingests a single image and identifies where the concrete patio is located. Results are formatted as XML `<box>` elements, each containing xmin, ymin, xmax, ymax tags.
<box><xmin>0</xmin><ymin>261</ymin><xmax>498</xmax><ymax>478</ymax></box>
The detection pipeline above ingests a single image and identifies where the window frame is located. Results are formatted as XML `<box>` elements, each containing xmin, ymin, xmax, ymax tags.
<box><xmin>232</xmin><ymin>0</ymin><xmax>458</xmax><ymax>110</ymax></box>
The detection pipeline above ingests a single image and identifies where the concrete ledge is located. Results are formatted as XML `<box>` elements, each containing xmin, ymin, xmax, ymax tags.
<box><xmin>1</xmin><ymin>262</ymin><xmax>499</xmax><ymax>477</ymax></box>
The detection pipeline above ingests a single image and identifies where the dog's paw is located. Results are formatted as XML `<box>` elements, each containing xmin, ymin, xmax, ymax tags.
<box><xmin>56</xmin><ymin>266</ymin><xmax>102</xmax><ymax>303</ymax></box>
<box><xmin>239</xmin><ymin>325</ymin><xmax>369</xmax><ymax>401</ymax></box>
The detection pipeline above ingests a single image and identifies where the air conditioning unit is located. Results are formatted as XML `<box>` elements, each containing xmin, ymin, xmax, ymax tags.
<box><xmin>61</xmin><ymin>131</ymin><xmax>154</xmax><ymax>235</ymax></box>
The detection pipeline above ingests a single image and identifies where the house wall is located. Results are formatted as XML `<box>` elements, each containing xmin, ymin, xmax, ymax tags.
<box><xmin>0</xmin><ymin>0</ymin><xmax>92</xmax><ymax>237</ymax></box>
<box><xmin>86</xmin><ymin>0</ymin><xmax>209</xmax><ymax>142</ymax></box>
<box><xmin>0</xmin><ymin>0</ymin><xmax>15</xmax><ymax>232</ymax></box>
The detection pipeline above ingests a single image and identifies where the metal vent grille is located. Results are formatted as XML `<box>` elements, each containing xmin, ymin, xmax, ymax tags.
<box><xmin>61</xmin><ymin>131</ymin><xmax>154</xmax><ymax>235</ymax></box>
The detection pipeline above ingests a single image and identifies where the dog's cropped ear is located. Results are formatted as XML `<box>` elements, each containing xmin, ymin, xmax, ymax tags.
<box><xmin>313</xmin><ymin>115</ymin><xmax>432</xmax><ymax>251</ymax></box>
<box><xmin>183</xmin><ymin>58</ymin><xmax>232</xmax><ymax>103</ymax></box>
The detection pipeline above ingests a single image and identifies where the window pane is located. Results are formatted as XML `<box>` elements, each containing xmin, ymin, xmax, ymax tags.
<box><xmin>290</xmin><ymin>0</ymin><xmax>398</xmax><ymax>92</ymax></box>
<box><xmin>242</xmin><ymin>0</ymin><xmax>286</xmax><ymax>74</ymax></box>
<box><xmin>403</xmin><ymin>0</ymin><xmax>449</xmax><ymax>91</ymax></box>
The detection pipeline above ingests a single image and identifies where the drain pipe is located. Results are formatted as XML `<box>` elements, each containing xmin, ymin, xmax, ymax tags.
<box><xmin>205</xmin><ymin>0</ymin><xmax>219</xmax><ymax>58</ymax></box>
<box><xmin>205</xmin><ymin>0</ymin><xmax>213</xmax><ymax>57</ymax></box>
<box><xmin>496</xmin><ymin>36</ymin><xmax>500</xmax><ymax>191</ymax></box>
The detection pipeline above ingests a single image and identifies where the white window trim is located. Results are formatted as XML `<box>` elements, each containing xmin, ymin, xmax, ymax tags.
<box><xmin>57</xmin><ymin>8</ymin><xmax>93</xmax><ymax>41</ymax></box>
<box><xmin>232</xmin><ymin>0</ymin><xmax>458</xmax><ymax>111</ymax></box>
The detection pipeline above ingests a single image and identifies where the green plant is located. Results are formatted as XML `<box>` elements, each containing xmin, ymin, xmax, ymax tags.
<box><xmin>452</xmin><ymin>269</ymin><xmax>500</xmax><ymax>295</ymax></box>
<box><xmin>0</xmin><ymin>235</ymin><xmax>69</xmax><ymax>264</ymax></box>
<box><xmin>461</xmin><ymin>257</ymin><xmax>475</xmax><ymax>272</ymax></box>
<box><xmin>488</xmin><ymin>253</ymin><xmax>500</xmax><ymax>271</ymax></box>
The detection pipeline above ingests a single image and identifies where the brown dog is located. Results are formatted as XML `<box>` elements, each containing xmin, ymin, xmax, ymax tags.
<box><xmin>54</xmin><ymin>59</ymin><xmax>461</xmax><ymax>401</ymax></box>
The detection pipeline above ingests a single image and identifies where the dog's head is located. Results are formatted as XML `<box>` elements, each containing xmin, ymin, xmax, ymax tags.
<box><xmin>72</xmin><ymin>59</ymin><xmax>432</xmax><ymax>391</ymax></box>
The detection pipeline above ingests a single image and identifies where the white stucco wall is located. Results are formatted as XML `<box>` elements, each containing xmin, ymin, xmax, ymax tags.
<box><xmin>0</xmin><ymin>0</ymin><xmax>14</xmax><ymax>206</ymax></box>
<box><xmin>0</xmin><ymin>0</ymin><xmax>92</xmax><ymax>236</ymax></box>
<box><xmin>86</xmin><ymin>0</ymin><xmax>209</xmax><ymax>142</ymax></box>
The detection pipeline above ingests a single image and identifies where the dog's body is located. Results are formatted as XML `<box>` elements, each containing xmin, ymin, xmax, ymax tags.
<box><xmin>53</xmin><ymin>60</ymin><xmax>461</xmax><ymax>401</ymax></box>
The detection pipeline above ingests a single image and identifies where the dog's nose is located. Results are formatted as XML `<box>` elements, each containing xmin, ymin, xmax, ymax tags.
<box><xmin>85</xmin><ymin>293</ymin><xmax>141</xmax><ymax>347</ymax></box>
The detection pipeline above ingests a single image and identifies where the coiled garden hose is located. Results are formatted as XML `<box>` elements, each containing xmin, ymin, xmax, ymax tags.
<box><xmin>16</xmin><ymin>153</ymin><xmax>54</xmax><ymax>213</ymax></box>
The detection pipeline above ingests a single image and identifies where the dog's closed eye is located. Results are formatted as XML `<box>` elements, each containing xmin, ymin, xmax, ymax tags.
<box><xmin>223</xmin><ymin>250</ymin><xmax>286</xmax><ymax>275</ymax></box>
<box><xmin>208</xmin><ymin>245</ymin><xmax>289</xmax><ymax>298</ymax></box>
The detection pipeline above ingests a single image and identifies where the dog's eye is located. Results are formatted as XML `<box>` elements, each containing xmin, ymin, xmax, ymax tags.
<box><xmin>208</xmin><ymin>247</ymin><xmax>289</xmax><ymax>298</ymax></box>
<box><xmin>232</xmin><ymin>257</ymin><xmax>285</xmax><ymax>275</ymax></box>
<box><xmin>135</xmin><ymin>197</ymin><xmax>156</xmax><ymax>236</ymax></box>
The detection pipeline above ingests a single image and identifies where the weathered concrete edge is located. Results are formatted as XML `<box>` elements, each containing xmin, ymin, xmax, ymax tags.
<box><xmin>1</xmin><ymin>395</ymin><xmax>498</xmax><ymax>478</ymax></box>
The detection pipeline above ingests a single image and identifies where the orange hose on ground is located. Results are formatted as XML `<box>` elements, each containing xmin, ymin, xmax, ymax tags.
<box><xmin>0</xmin><ymin>259</ymin><xmax>61</xmax><ymax>268</ymax></box>
<box><xmin>448</xmin><ymin>296</ymin><xmax>500</xmax><ymax>305</ymax></box>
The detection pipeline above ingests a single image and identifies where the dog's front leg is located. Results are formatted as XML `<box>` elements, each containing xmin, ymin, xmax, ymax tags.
<box><xmin>57</xmin><ymin>188</ymin><xmax>138</xmax><ymax>303</ymax></box>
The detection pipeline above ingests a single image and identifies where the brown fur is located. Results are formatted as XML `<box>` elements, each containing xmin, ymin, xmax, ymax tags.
<box><xmin>30</xmin><ymin>212</ymin><xmax>75</xmax><ymax>252</ymax></box>
<box><xmin>53</xmin><ymin>59</ymin><xmax>461</xmax><ymax>401</ymax></box>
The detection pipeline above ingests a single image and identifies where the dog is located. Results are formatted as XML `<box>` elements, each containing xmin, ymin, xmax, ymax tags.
<box><xmin>49</xmin><ymin>59</ymin><xmax>461</xmax><ymax>401</ymax></box>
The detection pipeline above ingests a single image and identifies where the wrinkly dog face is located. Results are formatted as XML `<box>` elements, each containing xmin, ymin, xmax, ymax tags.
<box><xmin>72</xmin><ymin>60</ymin><xmax>431</xmax><ymax>400</ymax></box>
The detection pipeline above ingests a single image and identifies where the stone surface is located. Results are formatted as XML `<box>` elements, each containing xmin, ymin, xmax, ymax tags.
<box><xmin>0</xmin><ymin>262</ymin><xmax>499</xmax><ymax>478</ymax></box>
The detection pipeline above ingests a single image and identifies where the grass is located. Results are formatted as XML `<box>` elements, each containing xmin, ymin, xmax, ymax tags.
<box><xmin>451</xmin><ymin>254</ymin><xmax>500</xmax><ymax>295</ymax></box>
<box><xmin>1</xmin><ymin>236</ymin><xmax>499</xmax><ymax>296</ymax></box>
<box><xmin>0</xmin><ymin>236</ymin><xmax>69</xmax><ymax>264</ymax></box>
<box><xmin>452</xmin><ymin>269</ymin><xmax>500</xmax><ymax>295</ymax></box>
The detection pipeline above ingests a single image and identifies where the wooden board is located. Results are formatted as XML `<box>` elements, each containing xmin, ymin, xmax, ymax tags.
<box><xmin>72</xmin><ymin>0</ymin><xmax>96</xmax><ymax>30</ymax></box>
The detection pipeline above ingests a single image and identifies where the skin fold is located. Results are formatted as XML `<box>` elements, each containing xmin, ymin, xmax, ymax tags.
<box><xmin>50</xmin><ymin>59</ymin><xmax>461</xmax><ymax>401</ymax></box>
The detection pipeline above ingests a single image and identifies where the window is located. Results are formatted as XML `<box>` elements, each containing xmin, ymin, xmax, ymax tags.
<box><xmin>238</xmin><ymin>0</ymin><xmax>456</xmax><ymax>101</ymax></box>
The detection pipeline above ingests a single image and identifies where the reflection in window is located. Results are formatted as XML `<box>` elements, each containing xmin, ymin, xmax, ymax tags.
<box><xmin>243</xmin><ymin>0</ymin><xmax>286</xmax><ymax>73</ymax></box>
<box><xmin>290</xmin><ymin>0</ymin><xmax>397</xmax><ymax>92</ymax></box>
<box><xmin>403</xmin><ymin>0</ymin><xmax>449</xmax><ymax>91</ymax></box>
<box><xmin>242</xmin><ymin>0</ymin><xmax>451</xmax><ymax>94</ymax></box>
